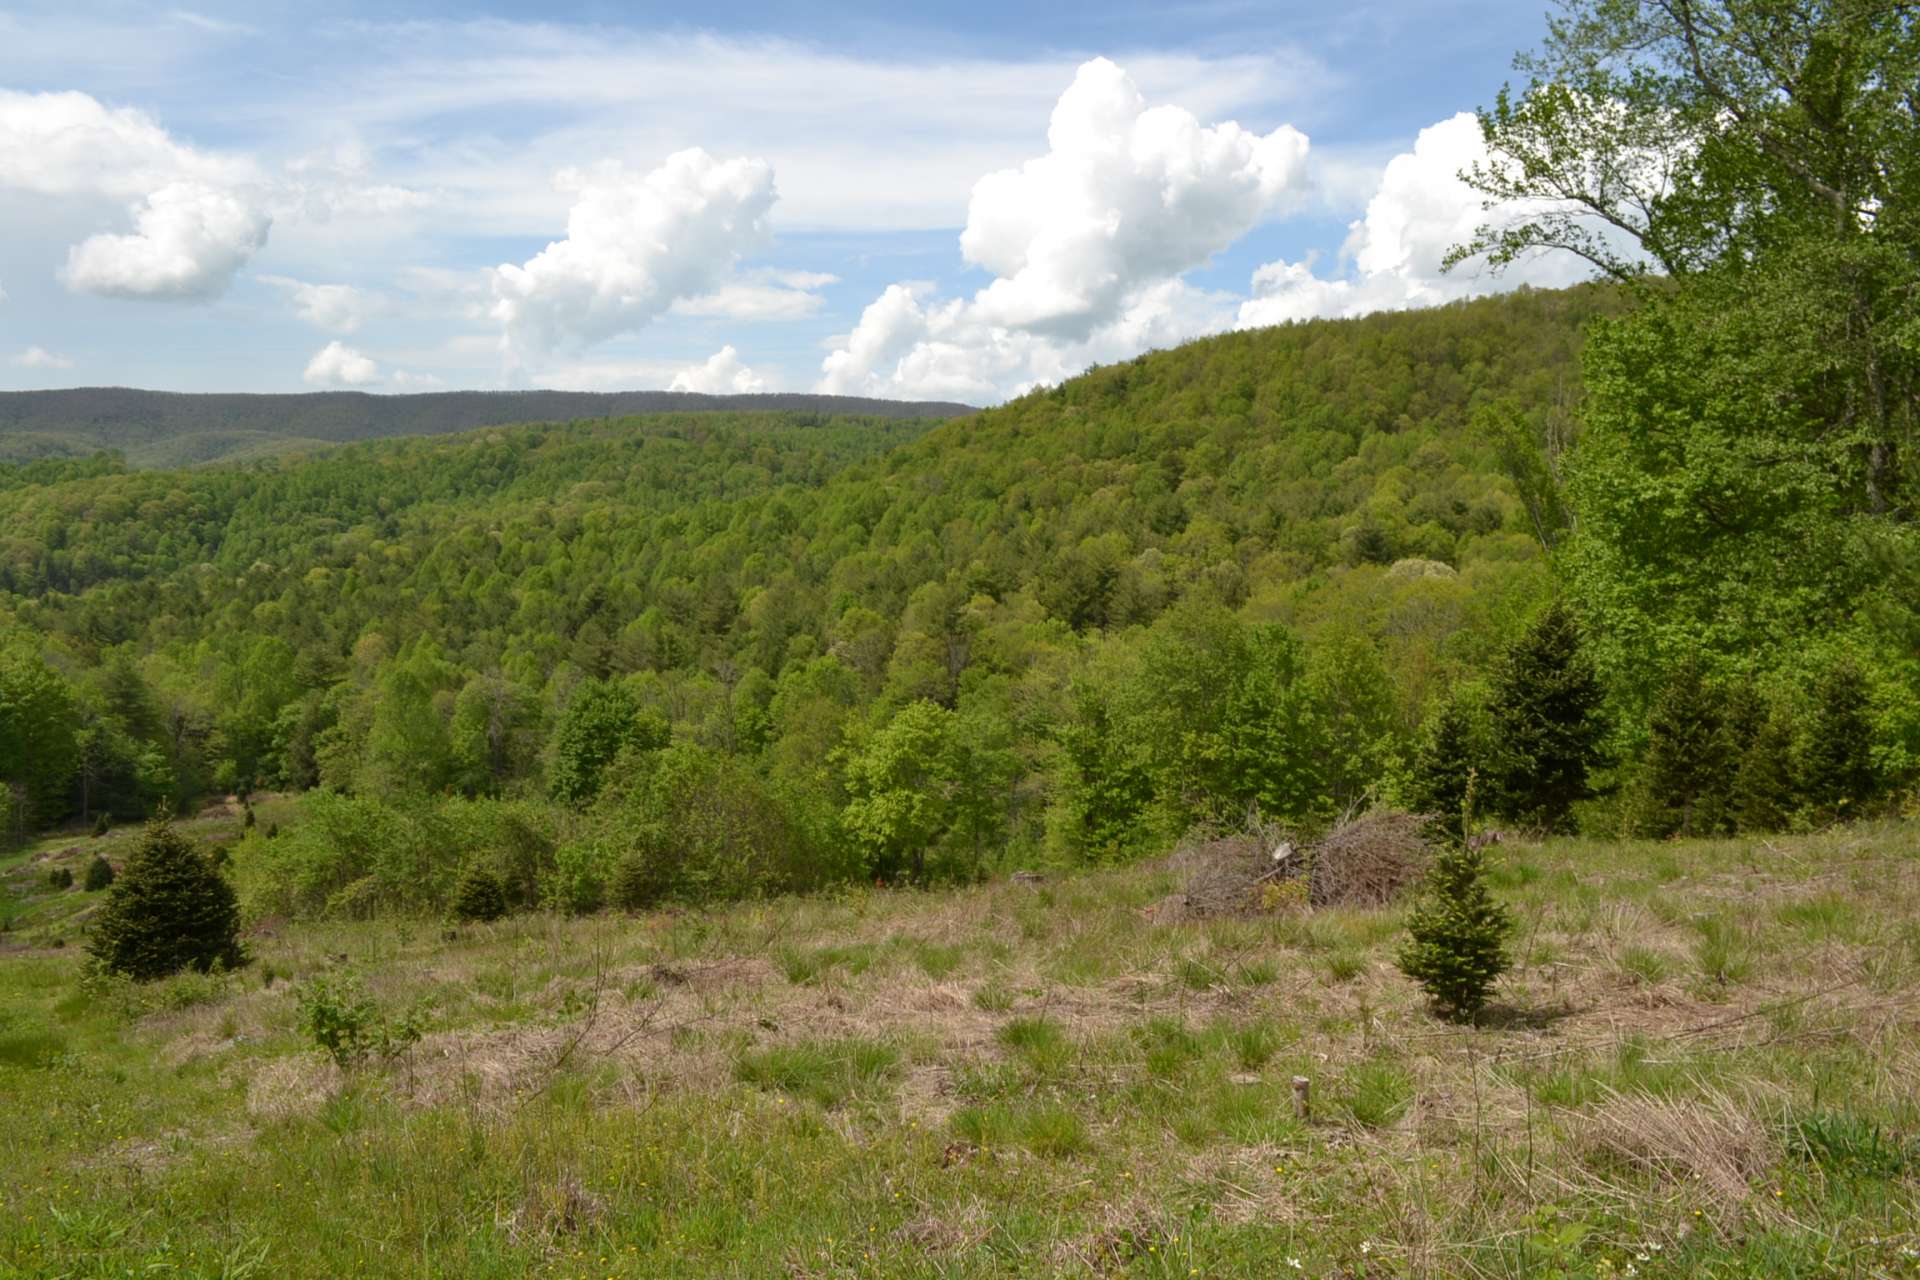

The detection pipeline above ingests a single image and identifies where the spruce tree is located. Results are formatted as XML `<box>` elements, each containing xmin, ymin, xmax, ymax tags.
<box><xmin>1802</xmin><ymin>663</ymin><xmax>1879</xmax><ymax>821</ymax></box>
<box><xmin>1404</xmin><ymin>692</ymin><xmax>1479</xmax><ymax>844</ymax></box>
<box><xmin>1397</xmin><ymin>774</ymin><xmax>1513</xmax><ymax>1021</ymax></box>
<box><xmin>449</xmin><ymin>864</ymin><xmax>508</xmax><ymax>923</ymax></box>
<box><xmin>83</xmin><ymin>854</ymin><xmax>115</xmax><ymax>892</ymax></box>
<box><xmin>1731</xmin><ymin>703</ymin><xmax>1799</xmax><ymax>834</ymax></box>
<box><xmin>1637</xmin><ymin>659</ymin><xmax>1731</xmax><ymax>838</ymax></box>
<box><xmin>88</xmin><ymin>812</ymin><xmax>243</xmax><ymax>981</ymax></box>
<box><xmin>1485</xmin><ymin>601</ymin><xmax>1609</xmax><ymax>833</ymax></box>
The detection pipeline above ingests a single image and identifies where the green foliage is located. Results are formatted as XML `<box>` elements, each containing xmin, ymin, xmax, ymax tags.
<box><xmin>46</xmin><ymin>865</ymin><xmax>73</xmax><ymax>890</ymax></box>
<box><xmin>1803</xmin><ymin>663</ymin><xmax>1882</xmax><ymax>822</ymax></box>
<box><xmin>82</xmin><ymin>854</ymin><xmax>115</xmax><ymax>892</ymax></box>
<box><xmin>1733</xmin><ymin>702</ymin><xmax>1802</xmax><ymax>835</ymax></box>
<box><xmin>1397</xmin><ymin>787</ymin><xmax>1513</xmax><ymax>1021</ymax></box>
<box><xmin>1475</xmin><ymin>3</ymin><xmax>1920</xmax><ymax>707</ymax></box>
<box><xmin>87</xmin><ymin>813</ymin><xmax>244</xmax><ymax>981</ymax></box>
<box><xmin>841</xmin><ymin>699</ymin><xmax>1015</xmax><ymax>883</ymax></box>
<box><xmin>733</xmin><ymin>1038</ymin><xmax>900</xmax><ymax>1109</ymax></box>
<box><xmin>549</xmin><ymin>680</ymin><xmax>664</xmax><ymax>807</ymax></box>
<box><xmin>295</xmin><ymin>974</ymin><xmax>424</xmax><ymax>1070</ymax></box>
<box><xmin>1402</xmin><ymin>691</ymin><xmax>1482</xmax><ymax>844</ymax></box>
<box><xmin>1633</xmin><ymin>659</ymin><xmax>1733</xmax><ymax>838</ymax></box>
<box><xmin>596</xmin><ymin>742</ymin><xmax>814</xmax><ymax>906</ymax></box>
<box><xmin>1484</xmin><ymin>602</ymin><xmax>1608</xmax><ymax>833</ymax></box>
<box><xmin>449</xmin><ymin>864</ymin><xmax>508</xmax><ymax>924</ymax></box>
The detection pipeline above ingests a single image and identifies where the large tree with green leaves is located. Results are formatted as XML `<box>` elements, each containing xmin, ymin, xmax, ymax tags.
<box><xmin>1461</xmin><ymin>1</ymin><xmax>1920</xmax><ymax>697</ymax></box>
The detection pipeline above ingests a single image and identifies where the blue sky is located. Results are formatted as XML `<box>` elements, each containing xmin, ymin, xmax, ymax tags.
<box><xmin>0</xmin><ymin>1</ymin><xmax>1583</xmax><ymax>400</ymax></box>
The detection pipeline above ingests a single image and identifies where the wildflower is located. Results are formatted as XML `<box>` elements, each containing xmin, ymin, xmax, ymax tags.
<box><xmin>1287</xmin><ymin>1259</ymin><xmax>1303</xmax><ymax>1271</ymax></box>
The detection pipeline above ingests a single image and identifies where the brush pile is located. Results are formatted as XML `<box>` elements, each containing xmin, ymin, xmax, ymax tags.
<box><xmin>1162</xmin><ymin>809</ymin><xmax>1435</xmax><ymax>920</ymax></box>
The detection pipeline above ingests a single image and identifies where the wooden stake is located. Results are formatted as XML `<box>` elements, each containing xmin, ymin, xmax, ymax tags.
<box><xmin>1291</xmin><ymin>1075</ymin><xmax>1311</xmax><ymax>1121</ymax></box>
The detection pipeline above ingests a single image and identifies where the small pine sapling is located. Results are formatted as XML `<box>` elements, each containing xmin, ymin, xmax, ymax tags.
<box><xmin>450</xmin><ymin>863</ymin><xmax>508</xmax><ymax>923</ymax></box>
<box><xmin>87</xmin><ymin>809</ymin><xmax>244</xmax><ymax>981</ymax></box>
<box><xmin>83</xmin><ymin>854</ymin><xmax>115</xmax><ymax>892</ymax></box>
<box><xmin>1397</xmin><ymin>772</ymin><xmax>1513</xmax><ymax>1021</ymax></box>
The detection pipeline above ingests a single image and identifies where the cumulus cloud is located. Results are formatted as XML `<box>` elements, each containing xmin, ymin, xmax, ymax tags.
<box><xmin>303</xmin><ymin>340</ymin><xmax>379</xmax><ymax>386</ymax></box>
<box><xmin>259</xmin><ymin>275</ymin><xmax>372</xmax><ymax>331</ymax></box>
<box><xmin>490</xmin><ymin>148</ymin><xmax>776</xmax><ymax>352</ymax></box>
<box><xmin>818</xmin><ymin>58</ymin><xmax>1301</xmax><ymax>400</ymax></box>
<box><xmin>1236</xmin><ymin>112</ymin><xmax>1598</xmax><ymax>329</ymax></box>
<box><xmin>0</xmin><ymin>89</ymin><xmax>248</xmax><ymax>197</ymax></box>
<box><xmin>12</xmin><ymin>346</ymin><xmax>74</xmax><ymax>369</ymax></box>
<box><xmin>62</xmin><ymin>181</ymin><xmax>271</xmax><ymax>300</ymax></box>
<box><xmin>961</xmin><ymin>58</ymin><xmax>1308</xmax><ymax>339</ymax></box>
<box><xmin>668</xmin><ymin>345</ymin><xmax>767</xmax><ymax>394</ymax></box>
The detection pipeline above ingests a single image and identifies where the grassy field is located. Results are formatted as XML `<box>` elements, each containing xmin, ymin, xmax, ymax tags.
<box><xmin>2</xmin><ymin>815</ymin><xmax>1918</xmax><ymax>1278</ymax></box>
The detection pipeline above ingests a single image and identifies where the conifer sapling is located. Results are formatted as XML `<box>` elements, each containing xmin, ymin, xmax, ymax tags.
<box><xmin>88</xmin><ymin>809</ymin><xmax>244</xmax><ymax>981</ymax></box>
<box><xmin>1397</xmin><ymin>771</ymin><xmax>1513</xmax><ymax>1021</ymax></box>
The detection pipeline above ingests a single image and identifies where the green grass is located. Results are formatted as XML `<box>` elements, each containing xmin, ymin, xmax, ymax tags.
<box><xmin>1</xmin><ymin>819</ymin><xmax>1918</xmax><ymax>1277</ymax></box>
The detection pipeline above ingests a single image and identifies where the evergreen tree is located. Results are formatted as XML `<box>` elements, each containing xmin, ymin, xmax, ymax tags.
<box><xmin>1802</xmin><ymin>663</ymin><xmax>1879</xmax><ymax>822</ymax></box>
<box><xmin>449</xmin><ymin>864</ymin><xmax>508</xmax><ymax>923</ymax></box>
<box><xmin>88</xmin><ymin>812</ymin><xmax>243</xmax><ymax>981</ymax></box>
<box><xmin>1485</xmin><ymin>601</ymin><xmax>1609</xmax><ymax>833</ymax></box>
<box><xmin>1403</xmin><ymin>692</ymin><xmax>1480</xmax><ymax>844</ymax></box>
<box><xmin>1637</xmin><ymin>659</ymin><xmax>1731</xmax><ymax>838</ymax></box>
<box><xmin>83</xmin><ymin>854</ymin><xmax>115</xmax><ymax>892</ymax></box>
<box><xmin>1397</xmin><ymin>775</ymin><xmax>1512</xmax><ymax>1021</ymax></box>
<box><xmin>1731</xmin><ymin>703</ymin><xmax>1799</xmax><ymax>834</ymax></box>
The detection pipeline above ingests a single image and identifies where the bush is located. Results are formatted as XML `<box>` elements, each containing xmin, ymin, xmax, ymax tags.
<box><xmin>92</xmin><ymin>813</ymin><xmax>110</xmax><ymax>838</ymax></box>
<box><xmin>46</xmin><ymin>866</ymin><xmax>73</xmax><ymax>890</ymax></box>
<box><xmin>449</xmin><ymin>864</ymin><xmax>508</xmax><ymax>923</ymax></box>
<box><xmin>82</xmin><ymin>855</ymin><xmax>114</xmax><ymax>892</ymax></box>
<box><xmin>87</xmin><ymin>813</ymin><xmax>244</xmax><ymax>981</ymax></box>
<box><xmin>296</xmin><ymin>974</ymin><xmax>423</xmax><ymax>1069</ymax></box>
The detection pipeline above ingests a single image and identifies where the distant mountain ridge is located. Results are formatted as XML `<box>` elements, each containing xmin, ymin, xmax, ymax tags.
<box><xmin>0</xmin><ymin>387</ymin><xmax>977</xmax><ymax>468</ymax></box>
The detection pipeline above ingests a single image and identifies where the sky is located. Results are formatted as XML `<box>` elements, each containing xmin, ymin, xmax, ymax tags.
<box><xmin>0</xmin><ymin>0</ymin><xmax>1594</xmax><ymax>402</ymax></box>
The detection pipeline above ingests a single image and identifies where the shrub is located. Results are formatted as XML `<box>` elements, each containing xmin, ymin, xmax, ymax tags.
<box><xmin>87</xmin><ymin>813</ymin><xmax>244</xmax><ymax>981</ymax></box>
<box><xmin>46</xmin><ymin>866</ymin><xmax>73</xmax><ymax>890</ymax></box>
<box><xmin>82</xmin><ymin>855</ymin><xmax>114</xmax><ymax>892</ymax></box>
<box><xmin>296</xmin><ymin>974</ymin><xmax>423</xmax><ymax>1069</ymax></box>
<box><xmin>92</xmin><ymin>813</ymin><xmax>110</xmax><ymax>838</ymax></box>
<box><xmin>1397</xmin><ymin>778</ymin><xmax>1512</xmax><ymax>1021</ymax></box>
<box><xmin>449</xmin><ymin>864</ymin><xmax>508</xmax><ymax>923</ymax></box>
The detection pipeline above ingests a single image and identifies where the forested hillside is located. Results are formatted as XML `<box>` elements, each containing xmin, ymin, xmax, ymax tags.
<box><xmin>0</xmin><ymin>387</ymin><xmax>975</xmax><ymax>468</ymax></box>
<box><xmin>1</xmin><ymin>281</ymin><xmax>1912</xmax><ymax>915</ymax></box>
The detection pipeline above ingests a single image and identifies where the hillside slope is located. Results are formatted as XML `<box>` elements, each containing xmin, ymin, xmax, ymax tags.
<box><xmin>0</xmin><ymin>387</ymin><xmax>976</xmax><ymax>468</ymax></box>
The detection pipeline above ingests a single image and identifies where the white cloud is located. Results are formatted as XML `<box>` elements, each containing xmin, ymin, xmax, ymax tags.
<box><xmin>669</xmin><ymin>282</ymin><xmax>823</xmax><ymax>322</ymax></box>
<box><xmin>668</xmin><ymin>345</ymin><xmax>767</xmax><ymax>394</ymax></box>
<box><xmin>387</xmin><ymin>369</ymin><xmax>444</xmax><ymax>388</ymax></box>
<box><xmin>0</xmin><ymin>89</ymin><xmax>249</xmax><ymax>198</ymax></box>
<box><xmin>62</xmin><ymin>181</ymin><xmax>271</xmax><ymax>300</ymax></box>
<box><xmin>1236</xmin><ymin>112</ymin><xmax>1598</xmax><ymax>329</ymax></box>
<box><xmin>303</xmin><ymin>340</ymin><xmax>379</xmax><ymax>386</ymax></box>
<box><xmin>961</xmin><ymin>57</ymin><xmax>1308</xmax><ymax>339</ymax></box>
<box><xmin>489</xmin><ymin>148</ymin><xmax>776</xmax><ymax>353</ymax></box>
<box><xmin>12</xmin><ymin>345</ymin><xmax>74</xmax><ymax>369</ymax></box>
<box><xmin>258</xmin><ymin>275</ymin><xmax>373</xmax><ymax>332</ymax></box>
<box><xmin>818</xmin><ymin>58</ymin><xmax>1301</xmax><ymax>400</ymax></box>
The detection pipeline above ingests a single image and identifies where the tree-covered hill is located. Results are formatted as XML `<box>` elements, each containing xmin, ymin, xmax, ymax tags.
<box><xmin>0</xmin><ymin>387</ymin><xmax>976</xmax><ymax>468</ymax></box>
<box><xmin>2</xmin><ymin>280</ymin><xmax>1905</xmax><ymax>893</ymax></box>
